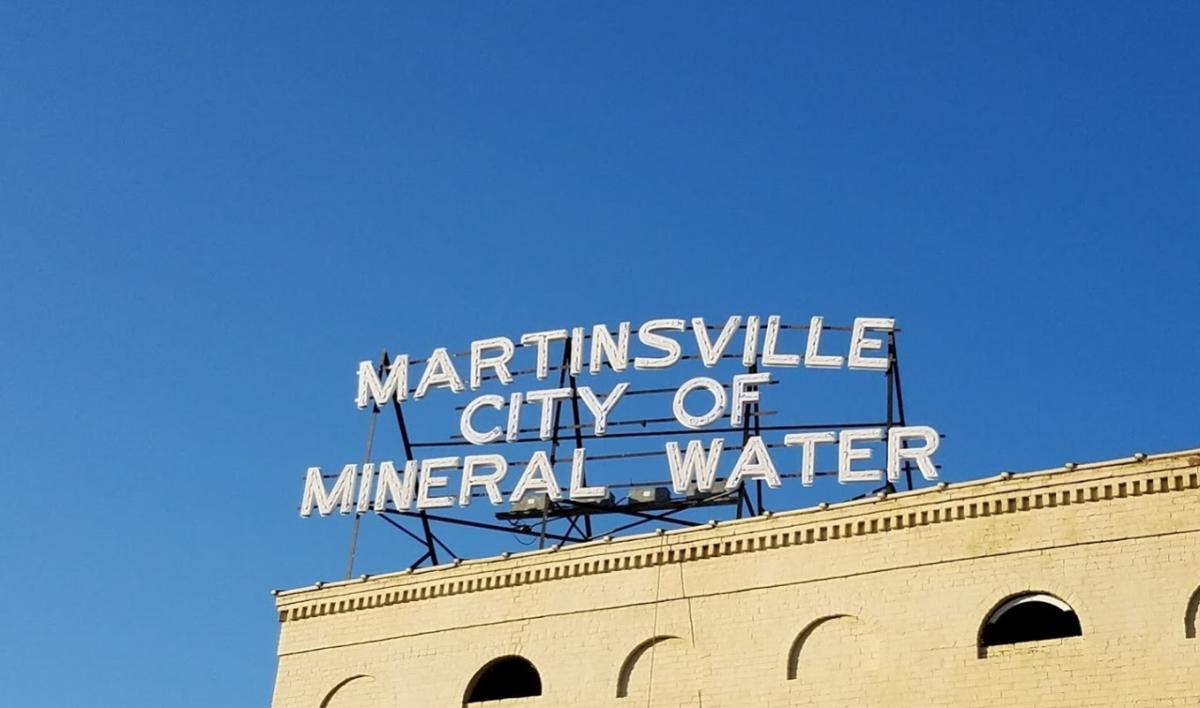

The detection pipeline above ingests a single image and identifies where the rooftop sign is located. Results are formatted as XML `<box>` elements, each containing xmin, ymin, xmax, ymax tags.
<box><xmin>300</xmin><ymin>315</ymin><xmax>940</xmax><ymax>519</ymax></box>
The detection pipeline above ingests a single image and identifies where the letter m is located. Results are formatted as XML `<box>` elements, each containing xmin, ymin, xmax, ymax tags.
<box><xmin>665</xmin><ymin>439</ymin><xmax>725</xmax><ymax>494</ymax></box>
<box><xmin>356</xmin><ymin>357</ymin><xmax>408</xmax><ymax>410</ymax></box>
<box><xmin>300</xmin><ymin>465</ymin><xmax>357</xmax><ymax>517</ymax></box>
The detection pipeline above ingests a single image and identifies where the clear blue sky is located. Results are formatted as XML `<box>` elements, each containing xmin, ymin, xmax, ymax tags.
<box><xmin>1</xmin><ymin>2</ymin><xmax>1197</xmax><ymax>706</ymax></box>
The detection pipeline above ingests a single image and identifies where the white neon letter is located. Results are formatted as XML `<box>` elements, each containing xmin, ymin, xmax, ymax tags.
<box><xmin>848</xmin><ymin>317</ymin><xmax>894</xmax><ymax>371</ymax></box>
<box><xmin>725</xmin><ymin>436</ymin><xmax>781</xmax><ymax>490</ymax></box>
<box><xmin>590</xmin><ymin>322</ymin><xmax>631</xmax><ymax>374</ymax></box>
<box><xmin>665</xmin><ymin>438</ymin><xmax>725</xmax><ymax>493</ymax></box>
<box><xmin>672</xmin><ymin>377</ymin><xmax>726</xmax><ymax>429</ymax></box>
<box><xmin>460</xmin><ymin>394</ymin><xmax>504</xmax><ymax>445</ymax></box>
<box><xmin>505</xmin><ymin>392</ymin><xmax>523</xmax><ymax>442</ymax></box>
<box><xmin>520</xmin><ymin>329</ymin><xmax>568</xmax><ymax>380</ymax></box>
<box><xmin>416</xmin><ymin>457</ymin><xmax>458</xmax><ymax>509</ymax></box>
<box><xmin>459</xmin><ymin>454</ymin><xmax>507</xmax><ymax>506</ymax></box>
<box><xmin>577</xmin><ymin>382</ymin><xmax>629</xmax><ymax>436</ymax></box>
<box><xmin>356</xmin><ymin>463</ymin><xmax>375</xmax><ymax>512</ymax></box>
<box><xmin>838</xmin><ymin>428</ymin><xmax>884</xmax><ymax>483</ymax></box>
<box><xmin>300</xmin><ymin>464</ymin><xmax>357</xmax><ymax>517</ymax></box>
<box><xmin>742</xmin><ymin>315</ymin><xmax>761</xmax><ymax>366</ymax></box>
<box><xmin>414</xmin><ymin>347</ymin><xmax>466</xmax><ymax>398</ymax></box>
<box><xmin>730</xmin><ymin>372</ymin><xmax>771</xmax><ymax>427</ymax></box>
<box><xmin>373</xmin><ymin>461</ymin><xmax>418</xmax><ymax>512</ymax></box>
<box><xmin>784</xmin><ymin>431</ymin><xmax>836</xmax><ymax>486</ymax></box>
<box><xmin>762</xmin><ymin>315</ymin><xmax>800</xmax><ymax>367</ymax></box>
<box><xmin>511</xmin><ymin>450</ymin><xmax>563</xmax><ymax>502</ymax></box>
<box><xmin>569</xmin><ymin>327</ymin><xmax>586</xmax><ymax>375</ymax></box>
<box><xmin>804</xmin><ymin>316</ymin><xmax>844</xmax><ymax>369</ymax></box>
<box><xmin>526</xmin><ymin>387</ymin><xmax>571</xmax><ymax>440</ymax></box>
<box><xmin>887</xmin><ymin>425</ymin><xmax>940</xmax><ymax>482</ymax></box>
<box><xmin>470</xmin><ymin>336</ymin><xmax>515</xmax><ymax>389</ymax></box>
<box><xmin>355</xmin><ymin>356</ymin><xmax>409</xmax><ymax>409</ymax></box>
<box><xmin>569</xmin><ymin>448</ymin><xmax>606</xmax><ymax>500</ymax></box>
<box><xmin>635</xmin><ymin>319</ymin><xmax>685</xmax><ymax>369</ymax></box>
<box><xmin>692</xmin><ymin>315</ymin><xmax>741</xmax><ymax>367</ymax></box>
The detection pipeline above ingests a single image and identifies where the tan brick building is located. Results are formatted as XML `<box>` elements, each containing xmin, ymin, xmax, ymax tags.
<box><xmin>270</xmin><ymin>448</ymin><xmax>1200</xmax><ymax>707</ymax></box>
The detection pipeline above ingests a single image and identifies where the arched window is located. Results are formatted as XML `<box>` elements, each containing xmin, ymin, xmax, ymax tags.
<box><xmin>464</xmin><ymin>655</ymin><xmax>542</xmax><ymax>704</ymax></box>
<box><xmin>784</xmin><ymin>614</ymin><xmax>877</xmax><ymax>704</ymax></box>
<box><xmin>320</xmin><ymin>675</ymin><xmax>378</xmax><ymax>708</ymax></box>
<box><xmin>616</xmin><ymin>635</ymin><xmax>683</xmax><ymax>698</ymax></box>
<box><xmin>787</xmin><ymin>615</ymin><xmax>855</xmax><ymax>680</ymax></box>
<box><xmin>980</xmin><ymin>592</ymin><xmax>1081</xmax><ymax>651</ymax></box>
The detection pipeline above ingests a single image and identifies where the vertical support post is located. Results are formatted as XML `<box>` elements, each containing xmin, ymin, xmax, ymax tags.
<box><xmin>751</xmin><ymin>361</ymin><xmax>764</xmax><ymax>514</ymax></box>
<box><xmin>345</xmin><ymin>352</ymin><xmax>384</xmax><ymax>579</ymax></box>
<box><xmin>382</xmin><ymin>352</ymin><xmax>440</xmax><ymax>567</ymax></box>
<box><xmin>888</xmin><ymin>332</ymin><xmax>916</xmax><ymax>491</ymax></box>
<box><xmin>538</xmin><ymin>341</ymin><xmax>573</xmax><ymax>548</ymax></box>
<box><xmin>566</xmin><ymin>357</ymin><xmax>593</xmax><ymax>540</ymax></box>
<box><xmin>737</xmin><ymin>361</ymin><xmax>757</xmax><ymax>518</ymax></box>
<box><xmin>884</xmin><ymin>335</ymin><xmax>897</xmax><ymax>494</ymax></box>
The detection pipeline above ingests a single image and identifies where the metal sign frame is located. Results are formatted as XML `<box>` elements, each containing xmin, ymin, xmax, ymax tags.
<box><xmin>342</xmin><ymin>323</ymin><xmax>928</xmax><ymax>577</ymax></box>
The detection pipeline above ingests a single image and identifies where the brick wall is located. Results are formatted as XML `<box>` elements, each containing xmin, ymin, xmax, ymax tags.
<box><xmin>270</xmin><ymin>448</ymin><xmax>1200</xmax><ymax>707</ymax></box>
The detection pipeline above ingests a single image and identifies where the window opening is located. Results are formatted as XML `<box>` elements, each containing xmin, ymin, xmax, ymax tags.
<box><xmin>981</xmin><ymin>593</ymin><xmax>1081</xmax><ymax>649</ymax></box>
<box><xmin>464</xmin><ymin>655</ymin><xmax>542</xmax><ymax>703</ymax></box>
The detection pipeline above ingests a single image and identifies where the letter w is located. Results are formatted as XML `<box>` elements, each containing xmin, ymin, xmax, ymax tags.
<box><xmin>666</xmin><ymin>439</ymin><xmax>725</xmax><ymax>494</ymax></box>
